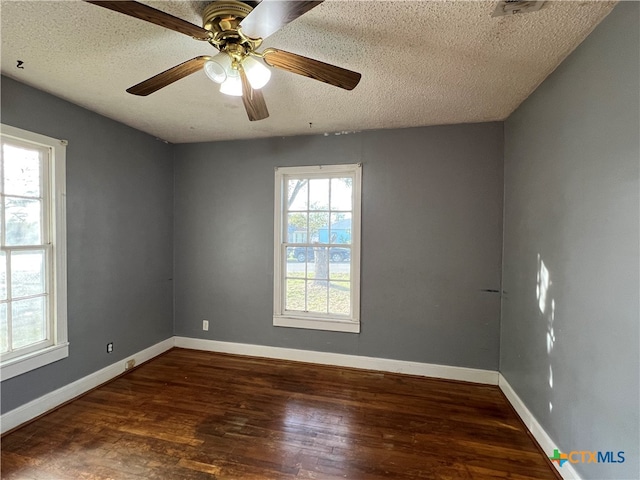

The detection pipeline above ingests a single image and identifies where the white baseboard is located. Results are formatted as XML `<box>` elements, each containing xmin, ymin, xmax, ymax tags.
<box><xmin>498</xmin><ymin>374</ymin><xmax>581</xmax><ymax>480</ymax></box>
<box><xmin>174</xmin><ymin>336</ymin><xmax>499</xmax><ymax>385</ymax></box>
<box><xmin>0</xmin><ymin>337</ymin><xmax>174</xmax><ymax>434</ymax></box>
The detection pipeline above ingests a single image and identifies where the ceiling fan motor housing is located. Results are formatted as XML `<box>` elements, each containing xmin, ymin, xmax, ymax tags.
<box><xmin>203</xmin><ymin>0</ymin><xmax>260</xmax><ymax>59</ymax></box>
<box><xmin>203</xmin><ymin>1</ymin><xmax>253</xmax><ymax>34</ymax></box>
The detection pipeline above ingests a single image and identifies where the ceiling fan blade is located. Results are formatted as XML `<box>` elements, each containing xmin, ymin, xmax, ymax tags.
<box><xmin>262</xmin><ymin>48</ymin><xmax>361</xmax><ymax>91</ymax></box>
<box><xmin>239</xmin><ymin>66</ymin><xmax>269</xmax><ymax>121</ymax></box>
<box><xmin>239</xmin><ymin>0</ymin><xmax>323</xmax><ymax>40</ymax></box>
<box><xmin>127</xmin><ymin>56</ymin><xmax>211</xmax><ymax>96</ymax></box>
<box><xmin>86</xmin><ymin>1</ymin><xmax>211</xmax><ymax>40</ymax></box>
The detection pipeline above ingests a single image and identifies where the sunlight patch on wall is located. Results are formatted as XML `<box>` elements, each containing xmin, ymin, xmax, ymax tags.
<box><xmin>547</xmin><ymin>299</ymin><xmax>556</xmax><ymax>355</ymax></box>
<box><xmin>537</xmin><ymin>253</ymin><xmax>557</xmax><ymax>407</ymax></box>
<box><xmin>537</xmin><ymin>253</ymin><xmax>550</xmax><ymax>314</ymax></box>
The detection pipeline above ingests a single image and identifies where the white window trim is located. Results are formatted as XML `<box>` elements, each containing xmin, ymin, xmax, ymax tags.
<box><xmin>0</xmin><ymin>124</ymin><xmax>68</xmax><ymax>381</ymax></box>
<box><xmin>273</xmin><ymin>163</ymin><xmax>362</xmax><ymax>333</ymax></box>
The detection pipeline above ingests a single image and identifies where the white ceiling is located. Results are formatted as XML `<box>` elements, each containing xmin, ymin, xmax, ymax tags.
<box><xmin>1</xmin><ymin>0</ymin><xmax>615</xmax><ymax>143</ymax></box>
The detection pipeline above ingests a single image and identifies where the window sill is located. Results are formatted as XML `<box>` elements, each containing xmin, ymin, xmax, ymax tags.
<box><xmin>274</xmin><ymin>315</ymin><xmax>360</xmax><ymax>333</ymax></box>
<box><xmin>1</xmin><ymin>343</ymin><xmax>69</xmax><ymax>381</ymax></box>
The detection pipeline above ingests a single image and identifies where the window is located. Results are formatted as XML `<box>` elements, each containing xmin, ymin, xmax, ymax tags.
<box><xmin>274</xmin><ymin>164</ymin><xmax>362</xmax><ymax>333</ymax></box>
<box><xmin>0</xmin><ymin>124</ymin><xmax>68</xmax><ymax>380</ymax></box>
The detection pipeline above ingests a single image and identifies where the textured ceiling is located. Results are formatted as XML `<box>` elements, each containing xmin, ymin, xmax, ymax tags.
<box><xmin>1</xmin><ymin>0</ymin><xmax>615</xmax><ymax>143</ymax></box>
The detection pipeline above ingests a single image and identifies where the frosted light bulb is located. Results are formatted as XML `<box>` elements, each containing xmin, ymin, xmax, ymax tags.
<box><xmin>242</xmin><ymin>56</ymin><xmax>271</xmax><ymax>90</ymax></box>
<box><xmin>203</xmin><ymin>52</ymin><xmax>233</xmax><ymax>84</ymax></box>
<box><xmin>219</xmin><ymin>74</ymin><xmax>243</xmax><ymax>96</ymax></box>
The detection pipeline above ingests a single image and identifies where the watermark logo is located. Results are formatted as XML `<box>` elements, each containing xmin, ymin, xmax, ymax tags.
<box><xmin>550</xmin><ymin>449</ymin><xmax>625</xmax><ymax>466</ymax></box>
<box><xmin>550</xmin><ymin>449</ymin><xmax>569</xmax><ymax>466</ymax></box>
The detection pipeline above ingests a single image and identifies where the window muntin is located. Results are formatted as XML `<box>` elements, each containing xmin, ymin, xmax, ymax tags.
<box><xmin>0</xmin><ymin>125</ymin><xmax>68</xmax><ymax>380</ymax></box>
<box><xmin>274</xmin><ymin>164</ymin><xmax>361</xmax><ymax>333</ymax></box>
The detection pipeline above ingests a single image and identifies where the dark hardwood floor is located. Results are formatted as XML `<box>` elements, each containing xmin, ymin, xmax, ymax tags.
<box><xmin>2</xmin><ymin>348</ymin><xmax>559</xmax><ymax>479</ymax></box>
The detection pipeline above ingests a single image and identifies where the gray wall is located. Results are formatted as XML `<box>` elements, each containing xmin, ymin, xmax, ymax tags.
<box><xmin>500</xmin><ymin>3</ymin><xmax>639</xmax><ymax>479</ymax></box>
<box><xmin>174</xmin><ymin>123</ymin><xmax>504</xmax><ymax>370</ymax></box>
<box><xmin>0</xmin><ymin>76</ymin><xmax>175</xmax><ymax>413</ymax></box>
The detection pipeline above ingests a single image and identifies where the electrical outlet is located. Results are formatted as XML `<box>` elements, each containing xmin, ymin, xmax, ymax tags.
<box><xmin>125</xmin><ymin>359</ymin><xmax>135</xmax><ymax>370</ymax></box>
<box><xmin>107</xmin><ymin>342</ymin><xmax>113</xmax><ymax>353</ymax></box>
<box><xmin>203</xmin><ymin>320</ymin><xmax>209</xmax><ymax>331</ymax></box>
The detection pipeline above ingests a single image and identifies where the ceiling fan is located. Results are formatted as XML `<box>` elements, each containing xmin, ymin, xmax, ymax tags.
<box><xmin>86</xmin><ymin>0</ymin><xmax>362</xmax><ymax>121</ymax></box>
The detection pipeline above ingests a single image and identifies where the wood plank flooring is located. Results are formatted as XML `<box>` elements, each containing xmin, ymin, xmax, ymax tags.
<box><xmin>2</xmin><ymin>348</ymin><xmax>560</xmax><ymax>479</ymax></box>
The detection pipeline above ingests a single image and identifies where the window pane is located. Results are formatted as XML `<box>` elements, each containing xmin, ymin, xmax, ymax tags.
<box><xmin>289</xmin><ymin>246</ymin><xmax>313</xmax><ymax>264</ymax></box>
<box><xmin>0</xmin><ymin>251</ymin><xmax>6</xmax><ymax>300</ymax></box>
<box><xmin>12</xmin><ymin>296</ymin><xmax>46</xmax><ymax>349</ymax></box>
<box><xmin>11</xmin><ymin>250</ymin><xmax>45</xmax><ymax>297</ymax></box>
<box><xmin>0</xmin><ymin>303</ymin><xmax>7</xmax><ymax>353</ymax></box>
<box><xmin>330</xmin><ymin>248</ymin><xmax>350</xmax><ymax>264</ymax></box>
<box><xmin>3</xmin><ymin>144</ymin><xmax>42</xmax><ymax>197</ymax></box>
<box><xmin>286</xmin><ymin>251</ymin><xmax>305</xmax><ymax>279</ymax></box>
<box><xmin>305</xmin><ymin>258</ymin><xmax>316</xmax><ymax>280</ymax></box>
<box><xmin>329</xmin><ymin>257</ymin><xmax>350</xmax><ymax>281</ymax></box>
<box><xmin>329</xmin><ymin>281</ymin><xmax>351</xmax><ymax>316</ymax></box>
<box><xmin>330</xmin><ymin>177</ymin><xmax>352</xmax><ymax>211</ymax></box>
<box><xmin>307</xmin><ymin>280</ymin><xmax>328</xmax><ymax>314</ymax></box>
<box><xmin>285</xmin><ymin>279</ymin><xmax>305</xmax><ymax>311</ymax></box>
<box><xmin>287</xmin><ymin>179</ymin><xmax>308</xmax><ymax>210</ymax></box>
<box><xmin>309</xmin><ymin>178</ymin><xmax>329</xmax><ymax>210</ymax></box>
<box><xmin>329</xmin><ymin>213</ymin><xmax>352</xmax><ymax>245</ymax></box>
<box><xmin>310</xmin><ymin>212</ymin><xmax>330</xmax><ymax>243</ymax></box>
<box><xmin>286</xmin><ymin>246</ymin><xmax>295</xmax><ymax>264</ymax></box>
<box><xmin>311</xmin><ymin>247</ymin><xmax>329</xmax><ymax>280</ymax></box>
<box><xmin>286</xmin><ymin>213</ymin><xmax>307</xmax><ymax>243</ymax></box>
<box><xmin>5</xmin><ymin>197</ymin><xmax>42</xmax><ymax>245</ymax></box>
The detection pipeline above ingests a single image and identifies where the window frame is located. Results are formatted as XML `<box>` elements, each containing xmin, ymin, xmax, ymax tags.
<box><xmin>273</xmin><ymin>164</ymin><xmax>362</xmax><ymax>333</ymax></box>
<box><xmin>0</xmin><ymin>124</ymin><xmax>68</xmax><ymax>381</ymax></box>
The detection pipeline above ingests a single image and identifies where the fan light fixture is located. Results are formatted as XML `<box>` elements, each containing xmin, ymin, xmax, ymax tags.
<box><xmin>242</xmin><ymin>56</ymin><xmax>271</xmax><ymax>89</ymax></box>
<box><xmin>203</xmin><ymin>52</ymin><xmax>231</xmax><ymax>83</ymax></box>
<box><xmin>204</xmin><ymin>52</ymin><xmax>271</xmax><ymax>97</ymax></box>
<box><xmin>219</xmin><ymin>72</ymin><xmax>243</xmax><ymax>96</ymax></box>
